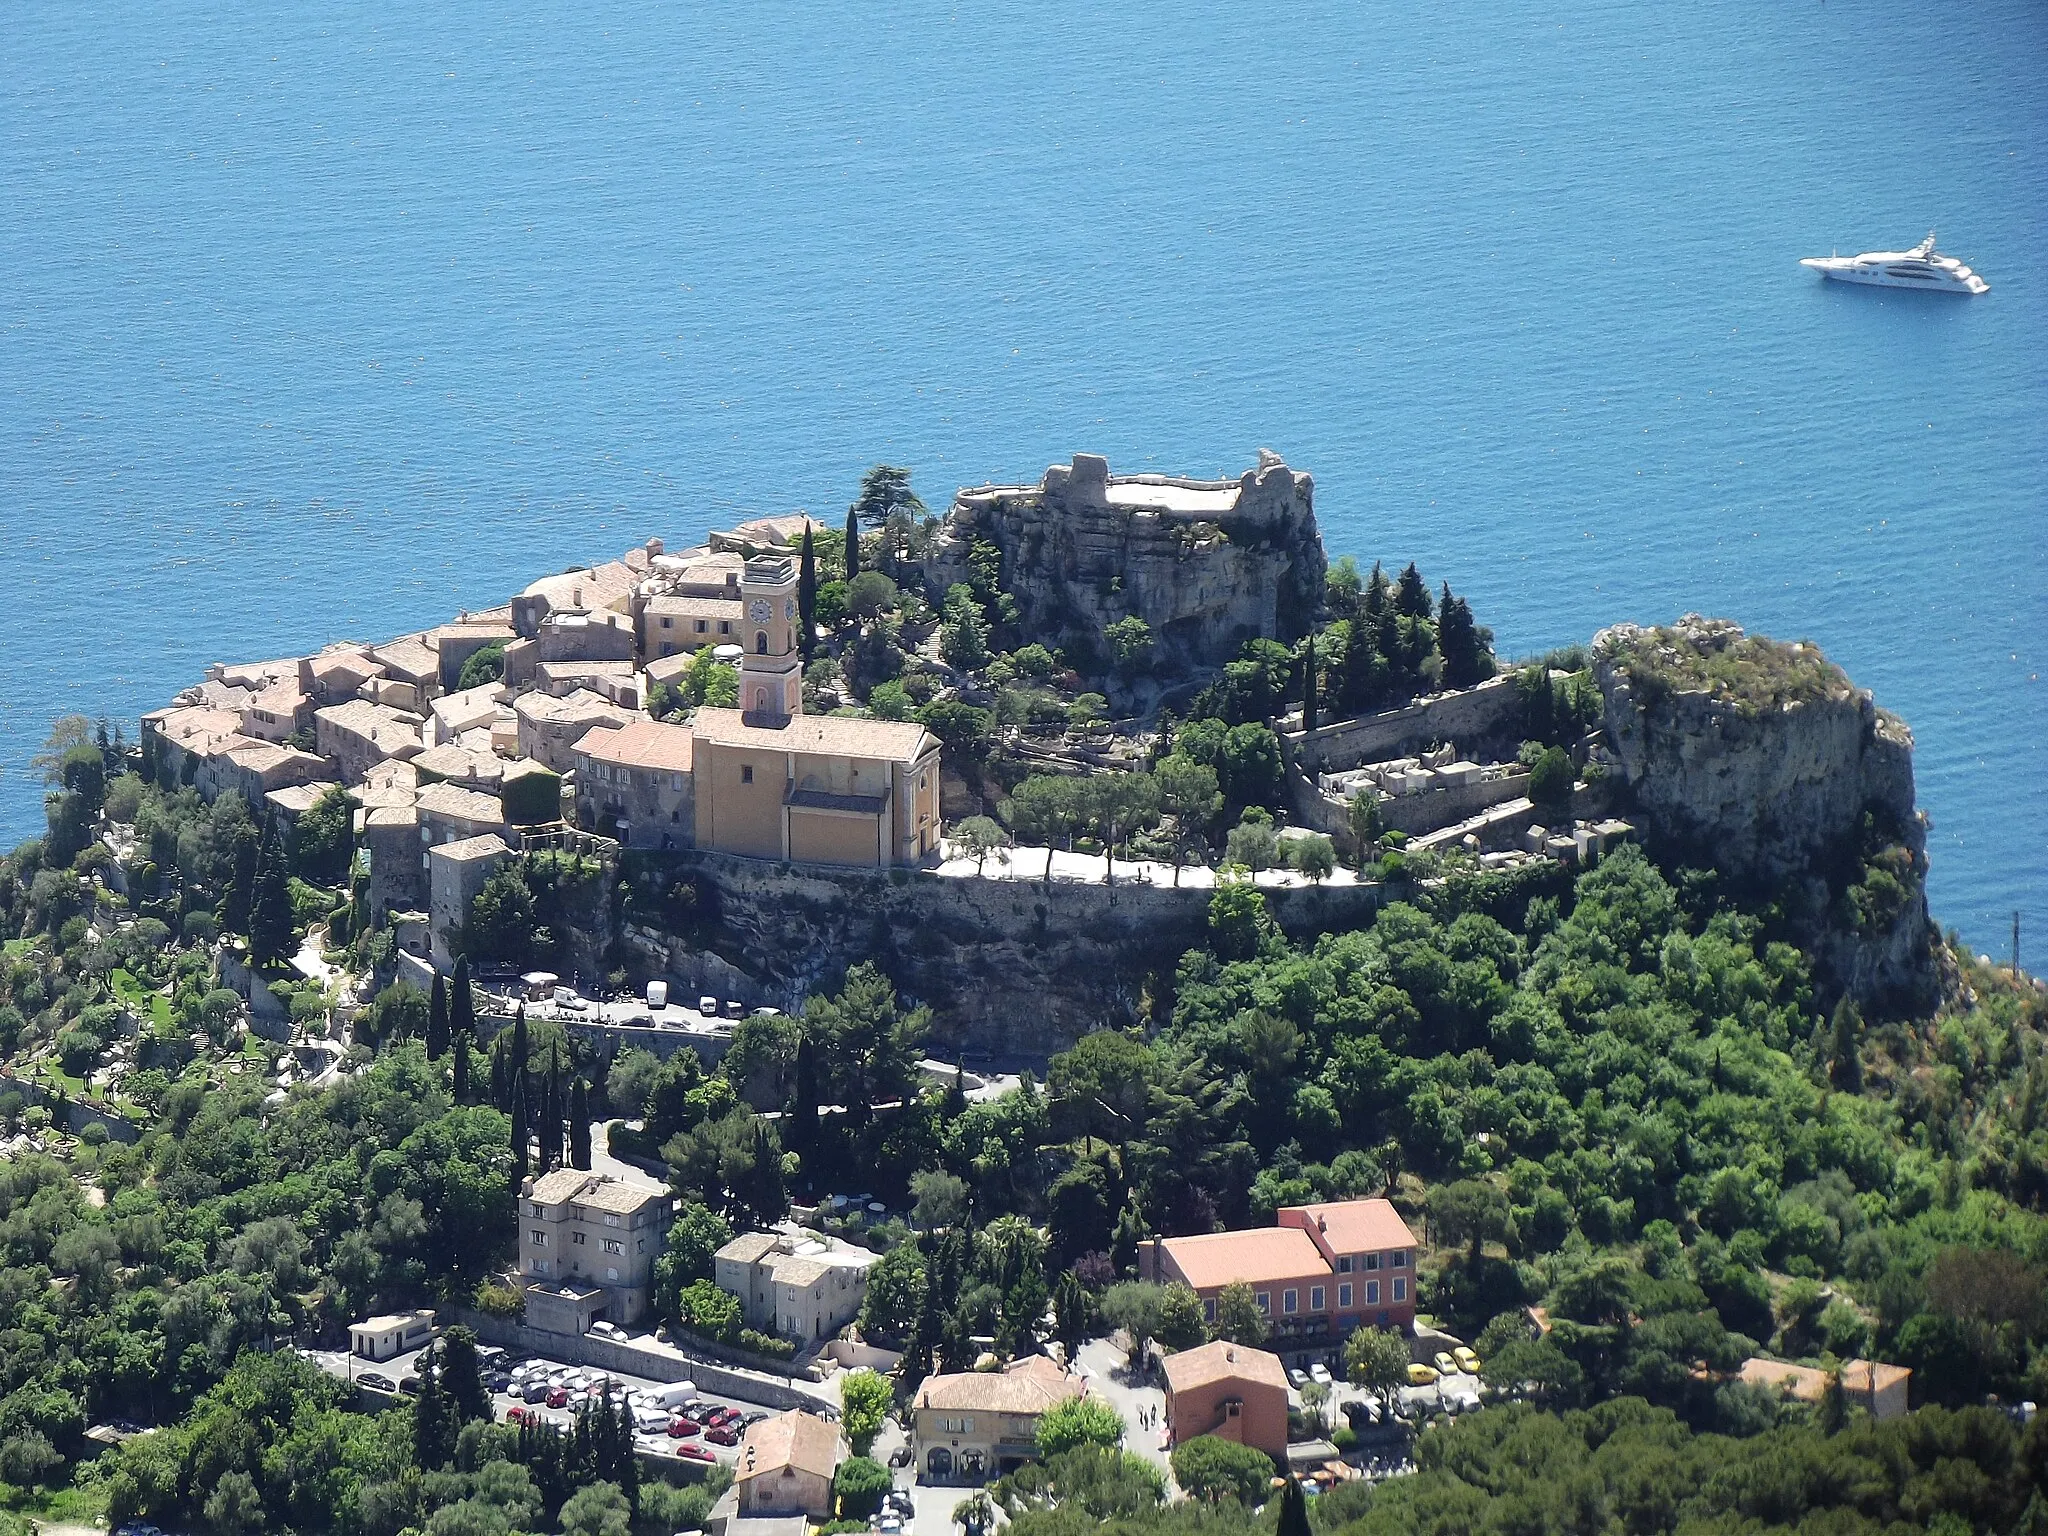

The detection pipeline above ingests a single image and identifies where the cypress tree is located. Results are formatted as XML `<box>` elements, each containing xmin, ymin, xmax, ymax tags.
<box><xmin>797</xmin><ymin>525</ymin><xmax>818</xmax><ymax>660</ymax></box>
<box><xmin>511</xmin><ymin>1003</ymin><xmax>529</xmax><ymax>1081</ymax></box>
<box><xmin>569</xmin><ymin>1078</ymin><xmax>591</xmax><ymax>1170</ymax></box>
<box><xmin>223</xmin><ymin>825</ymin><xmax>258</xmax><ymax>937</ymax></box>
<box><xmin>541</xmin><ymin>1061</ymin><xmax>561</xmax><ymax>1171</ymax></box>
<box><xmin>788</xmin><ymin>1034</ymin><xmax>819</xmax><ymax>1175</ymax></box>
<box><xmin>843</xmin><ymin>505</ymin><xmax>860</xmax><ymax>582</ymax></box>
<box><xmin>1829</xmin><ymin>997</ymin><xmax>1864</xmax><ymax>1092</ymax></box>
<box><xmin>249</xmin><ymin>817</ymin><xmax>294</xmax><ymax>965</ymax></box>
<box><xmin>490</xmin><ymin>1033</ymin><xmax>509</xmax><ymax>1112</ymax></box>
<box><xmin>453</xmin><ymin>1029</ymin><xmax>472</xmax><ymax>1106</ymax></box>
<box><xmin>451</xmin><ymin>954</ymin><xmax>474</xmax><ymax>1042</ymax></box>
<box><xmin>1363</xmin><ymin>560</ymin><xmax>1389</xmax><ymax>619</ymax></box>
<box><xmin>1301</xmin><ymin>645</ymin><xmax>1319</xmax><ymax>732</ymax></box>
<box><xmin>412</xmin><ymin>1342</ymin><xmax>452</xmax><ymax>1468</ymax></box>
<box><xmin>1275</xmin><ymin>1477</ymin><xmax>1312</xmax><ymax>1536</ymax></box>
<box><xmin>427</xmin><ymin>972</ymin><xmax>449</xmax><ymax>1060</ymax></box>
<box><xmin>747</xmin><ymin>1119</ymin><xmax>786</xmax><ymax>1228</ymax></box>
<box><xmin>509</xmin><ymin>1071</ymin><xmax>530</xmax><ymax>1181</ymax></box>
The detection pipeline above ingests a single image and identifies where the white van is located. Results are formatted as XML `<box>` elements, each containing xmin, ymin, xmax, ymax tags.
<box><xmin>646</xmin><ymin>980</ymin><xmax>669</xmax><ymax>1009</ymax></box>
<box><xmin>655</xmin><ymin>1381</ymin><xmax>699</xmax><ymax>1410</ymax></box>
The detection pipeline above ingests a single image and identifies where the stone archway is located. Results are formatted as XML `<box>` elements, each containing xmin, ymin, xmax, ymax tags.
<box><xmin>926</xmin><ymin>1446</ymin><xmax>954</xmax><ymax>1479</ymax></box>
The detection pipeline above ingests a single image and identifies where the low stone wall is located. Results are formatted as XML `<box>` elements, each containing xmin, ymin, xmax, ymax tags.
<box><xmin>1290</xmin><ymin>675</ymin><xmax>1523</xmax><ymax>775</ymax></box>
<box><xmin>620</xmin><ymin>850</ymin><xmax>1384</xmax><ymax>1057</ymax></box>
<box><xmin>445</xmin><ymin>1307</ymin><xmax>832</xmax><ymax>1411</ymax></box>
<box><xmin>0</xmin><ymin>1074</ymin><xmax>143</xmax><ymax>1144</ymax></box>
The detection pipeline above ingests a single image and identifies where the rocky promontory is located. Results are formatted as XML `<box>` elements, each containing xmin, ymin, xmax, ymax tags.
<box><xmin>1593</xmin><ymin>615</ymin><xmax>1938</xmax><ymax>1011</ymax></box>
<box><xmin>922</xmin><ymin>449</ymin><xmax>1325</xmax><ymax>679</ymax></box>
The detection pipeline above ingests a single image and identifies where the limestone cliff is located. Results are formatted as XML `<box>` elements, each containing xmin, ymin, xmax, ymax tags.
<box><xmin>1593</xmin><ymin>615</ymin><xmax>1938</xmax><ymax>1011</ymax></box>
<box><xmin>922</xmin><ymin>451</ymin><xmax>1325</xmax><ymax>678</ymax></box>
<box><xmin>619</xmin><ymin>852</ymin><xmax>1383</xmax><ymax>1058</ymax></box>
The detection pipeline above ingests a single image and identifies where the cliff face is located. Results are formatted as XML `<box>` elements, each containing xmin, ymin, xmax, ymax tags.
<box><xmin>619</xmin><ymin>852</ymin><xmax>1382</xmax><ymax>1059</ymax></box>
<box><xmin>1593</xmin><ymin>616</ymin><xmax>1938</xmax><ymax>1011</ymax></box>
<box><xmin>922</xmin><ymin>451</ymin><xmax>1325</xmax><ymax>677</ymax></box>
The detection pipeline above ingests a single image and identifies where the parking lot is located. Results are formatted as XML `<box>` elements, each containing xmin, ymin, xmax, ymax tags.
<box><xmin>306</xmin><ymin>1343</ymin><xmax>793</xmax><ymax>1470</ymax></box>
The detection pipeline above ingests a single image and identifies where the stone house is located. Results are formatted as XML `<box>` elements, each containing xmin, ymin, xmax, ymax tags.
<box><xmin>912</xmin><ymin>1355</ymin><xmax>1083</xmax><ymax>1483</ymax></box>
<box><xmin>572</xmin><ymin>720</ymin><xmax>696</xmax><ymax>849</ymax></box>
<box><xmin>713</xmin><ymin>1231</ymin><xmax>879</xmax><ymax>1346</ymax></box>
<box><xmin>416</xmin><ymin>781</ymin><xmax>511</xmax><ymax>850</ymax></box>
<box><xmin>641</xmin><ymin>593</ymin><xmax>743</xmax><ymax>660</ymax></box>
<box><xmin>140</xmin><ymin>704</ymin><xmax>243</xmax><ymax>785</ymax></box>
<box><xmin>511</xmin><ymin>553</ymin><xmax>650</xmax><ymax>639</ymax></box>
<box><xmin>238</xmin><ymin>684</ymin><xmax>315</xmax><ymax>744</ymax></box>
<box><xmin>429</xmin><ymin>683</ymin><xmax>508</xmax><ymax>747</ymax></box>
<box><xmin>195</xmin><ymin>736</ymin><xmax>332</xmax><ymax>808</ymax></box>
<box><xmin>306</xmin><ymin>646</ymin><xmax>387</xmax><ymax>707</ymax></box>
<box><xmin>1737</xmin><ymin>1357</ymin><xmax>1912</xmax><ymax>1421</ymax></box>
<box><xmin>316</xmin><ymin>699</ymin><xmax>424</xmax><ymax>784</ymax></box>
<box><xmin>733</xmin><ymin>1410</ymin><xmax>845</xmax><ymax>1521</ymax></box>
<box><xmin>1160</xmin><ymin>1340</ymin><xmax>1289</xmax><ymax>1464</ymax></box>
<box><xmin>432</xmin><ymin>619</ymin><xmax>516</xmax><ymax>692</ymax></box>
<box><xmin>515</xmin><ymin>689</ymin><xmax>638</xmax><ymax>773</ymax></box>
<box><xmin>427</xmin><ymin>833</ymin><xmax>510</xmax><ymax>969</ymax></box>
<box><xmin>518</xmin><ymin>1169</ymin><xmax>670</xmax><ymax>1332</ymax></box>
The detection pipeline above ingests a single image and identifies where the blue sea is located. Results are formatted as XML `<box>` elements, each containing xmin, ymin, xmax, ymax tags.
<box><xmin>3</xmin><ymin>0</ymin><xmax>2042</xmax><ymax>952</ymax></box>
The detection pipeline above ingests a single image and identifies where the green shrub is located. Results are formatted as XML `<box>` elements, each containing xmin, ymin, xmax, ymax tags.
<box><xmin>501</xmin><ymin>766</ymin><xmax>564</xmax><ymax>826</ymax></box>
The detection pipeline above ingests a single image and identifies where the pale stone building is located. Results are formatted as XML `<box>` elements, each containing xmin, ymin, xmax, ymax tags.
<box><xmin>572</xmin><ymin>720</ymin><xmax>696</xmax><ymax>849</ymax></box>
<box><xmin>515</xmin><ymin>689</ymin><xmax>638</xmax><ymax>773</ymax></box>
<box><xmin>912</xmin><ymin>1356</ymin><xmax>1084</xmax><ymax>1483</ymax></box>
<box><xmin>733</xmin><ymin>1410</ymin><xmax>845</xmax><ymax>1520</ymax></box>
<box><xmin>518</xmin><ymin>1170</ymin><xmax>670</xmax><ymax>1333</ymax></box>
<box><xmin>316</xmin><ymin>698</ymin><xmax>424</xmax><ymax>784</ymax></box>
<box><xmin>713</xmin><ymin>1231</ymin><xmax>880</xmax><ymax>1346</ymax></box>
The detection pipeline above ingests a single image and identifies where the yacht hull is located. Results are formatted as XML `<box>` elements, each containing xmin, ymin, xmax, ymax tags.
<box><xmin>1799</xmin><ymin>257</ymin><xmax>1988</xmax><ymax>295</ymax></box>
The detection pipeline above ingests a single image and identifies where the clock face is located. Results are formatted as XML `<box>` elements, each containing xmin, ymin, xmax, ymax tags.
<box><xmin>784</xmin><ymin>597</ymin><xmax>798</xmax><ymax>620</ymax></box>
<box><xmin>748</xmin><ymin>599</ymin><xmax>773</xmax><ymax>623</ymax></box>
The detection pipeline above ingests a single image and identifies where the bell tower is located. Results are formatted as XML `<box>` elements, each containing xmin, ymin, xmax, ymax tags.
<box><xmin>738</xmin><ymin>553</ymin><xmax>802</xmax><ymax>727</ymax></box>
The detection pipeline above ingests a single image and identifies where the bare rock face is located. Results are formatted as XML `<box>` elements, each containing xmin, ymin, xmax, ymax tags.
<box><xmin>923</xmin><ymin>450</ymin><xmax>1325</xmax><ymax>676</ymax></box>
<box><xmin>1593</xmin><ymin>615</ymin><xmax>1938</xmax><ymax>1011</ymax></box>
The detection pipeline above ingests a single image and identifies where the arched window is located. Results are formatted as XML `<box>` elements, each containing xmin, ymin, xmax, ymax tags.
<box><xmin>753</xmin><ymin>689</ymin><xmax>769</xmax><ymax>713</ymax></box>
<box><xmin>755</xmin><ymin>631</ymin><xmax>769</xmax><ymax>654</ymax></box>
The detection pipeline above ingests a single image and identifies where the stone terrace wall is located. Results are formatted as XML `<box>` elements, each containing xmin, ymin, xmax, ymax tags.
<box><xmin>621</xmin><ymin>851</ymin><xmax>1383</xmax><ymax>1058</ymax></box>
<box><xmin>1290</xmin><ymin>674</ymin><xmax>1524</xmax><ymax>775</ymax></box>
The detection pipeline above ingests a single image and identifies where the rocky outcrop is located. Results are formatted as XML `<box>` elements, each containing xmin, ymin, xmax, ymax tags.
<box><xmin>1593</xmin><ymin>616</ymin><xmax>1938</xmax><ymax>1011</ymax></box>
<box><xmin>922</xmin><ymin>451</ymin><xmax>1325</xmax><ymax>679</ymax></box>
<box><xmin>618</xmin><ymin>851</ymin><xmax>1382</xmax><ymax>1059</ymax></box>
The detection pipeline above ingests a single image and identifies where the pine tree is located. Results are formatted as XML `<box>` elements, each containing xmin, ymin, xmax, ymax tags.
<box><xmin>943</xmin><ymin>1064</ymin><xmax>969</xmax><ymax>1119</ymax></box>
<box><xmin>1437</xmin><ymin>584</ymin><xmax>1490</xmax><ymax>689</ymax></box>
<box><xmin>412</xmin><ymin>1344</ymin><xmax>453</xmax><ymax>1468</ymax></box>
<box><xmin>1829</xmin><ymin>996</ymin><xmax>1864</xmax><ymax>1092</ymax></box>
<box><xmin>843</xmin><ymin>505</ymin><xmax>860</xmax><ymax>583</ymax></box>
<box><xmin>1363</xmin><ymin>560</ymin><xmax>1390</xmax><ymax>619</ymax></box>
<box><xmin>453</xmin><ymin>1030</ymin><xmax>472</xmax><ymax>1105</ymax></box>
<box><xmin>569</xmin><ymin>1078</ymin><xmax>592</xmax><ymax>1170</ymax></box>
<box><xmin>249</xmin><ymin>818</ymin><xmax>294</xmax><ymax>965</ymax></box>
<box><xmin>746</xmin><ymin>1119</ymin><xmax>786</xmax><ymax>1228</ymax></box>
<box><xmin>797</xmin><ymin>526</ymin><xmax>818</xmax><ymax>660</ymax></box>
<box><xmin>1393</xmin><ymin>561</ymin><xmax>1432</xmax><ymax>619</ymax></box>
<box><xmin>427</xmin><ymin>972</ymin><xmax>449</xmax><ymax>1060</ymax></box>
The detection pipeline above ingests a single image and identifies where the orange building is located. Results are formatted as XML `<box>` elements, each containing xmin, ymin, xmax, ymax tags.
<box><xmin>1160</xmin><ymin>1340</ymin><xmax>1290</xmax><ymax>1464</ymax></box>
<box><xmin>1139</xmin><ymin>1197</ymin><xmax>1418</xmax><ymax>1350</ymax></box>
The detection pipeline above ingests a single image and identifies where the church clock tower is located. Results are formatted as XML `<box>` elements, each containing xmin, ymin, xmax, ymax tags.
<box><xmin>738</xmin><ymin>553</ymin><xmax>802</xmax><ymax>726</ymax></box>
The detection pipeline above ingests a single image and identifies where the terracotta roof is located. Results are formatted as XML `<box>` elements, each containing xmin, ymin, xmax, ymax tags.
<box><xmin>737</xmin><ymin>1410</ymin><xmax>842</xmax><ymax>1486</ymax></box>
<box><xmin>372</xmin><ymin>636</ymin><xmax>441</xmax><ymax>682</ymax></box>
<box><xmin>529</xmin><ymin>1170</ymin><xmax>665</xmax><ymax>1215</ymax></box>
<box><xmin>1157</xmin><ymin>1226</ymin><xmax>1329</xmax><ymax>1292</ymax></box>
<box><xmin>1280</xmin><ymin>1198</ymin><xmax>1417</xmax><ymax>1255</ymax></box>
<box><xmin>691</xmin><ymin>708</ymin><xmax>935</xmax><ymax>764</ymax></box>
<box><xmin>151</xmin><ymin>705</ymin><xmax>243</xmax><ymax>746</ymax></box>
<box><xmin>576</xmin><ymin>720</ymin><xmax>695</xmax><ymax>774</ymax></box>
<box><xmin>914</xmin><ymin>1355</ymin><xmax>1081</xmax><ymax>1415</ymax></box>
<box><xmin>318</xmin><ymin>698</ymin><xmax>424</xmax><ymax>743</ymax></box>
<box><xmin>1160</xmin><ymin>1340</ymin><xmax>1288</xmax><ymax>1396</ymax></box>
<box><xmin>412</xmin><ymin>743</ymin><xmax>504</xmax><ymax>786</ymax></box>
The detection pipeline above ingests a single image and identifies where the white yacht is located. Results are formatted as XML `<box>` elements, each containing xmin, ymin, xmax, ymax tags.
<box><xmin>1801</xmin><ymin>232</ymin><xmax>1988</xmax><ymax>294</ymax></box>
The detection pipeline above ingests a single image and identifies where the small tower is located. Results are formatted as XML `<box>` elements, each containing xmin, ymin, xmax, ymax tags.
<box><xmin>738</xmin><ymin>553</ymin><xmax>802</xmax><ymax>726</ymax></box>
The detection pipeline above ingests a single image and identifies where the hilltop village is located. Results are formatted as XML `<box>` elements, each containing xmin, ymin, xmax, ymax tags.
<box><xmin>3</xmin><ymin>452</ymin><xmax>2039</xmax><ymax>1536</ymax></box>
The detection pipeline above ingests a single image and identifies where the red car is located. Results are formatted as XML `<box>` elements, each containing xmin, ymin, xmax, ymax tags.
<box><xmin>704</xmin><ymin>1406</ymin><xmax>738</xmax><ymax>1427</ymax></box>
<box><xmin>676</xmin><ymin>1444</ymin><xmax>715</xmax><ymax>1462</ymax></box>
<box><xmin>505</xmin><ymin>1405</ymin><xmax>528</xmax><ymax>1423</ymax></box>
<box><xmin>705</xmin><ymin>1424</ymin><xmax>739</xmax><ymax>1446</ymax></box>
<box><xmin>546</xmin><ymin>1387</ymin><xmax>571</xmax><ymax>1408</ymax></box>
<box><xmin>667</xmin><ymin>1418</ymin><xmax>701</xmax><ymax>1439</ymax></box>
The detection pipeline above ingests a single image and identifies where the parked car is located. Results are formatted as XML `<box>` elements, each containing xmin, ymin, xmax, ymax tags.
<box><xmin>504</xmin><ymin>1405</ymin><xmax>528</xmax><ymax>1423</ymax></box>
<box><xmin>1433</xmin><ymin>1352</ymin><xmax>1457</xmax><ymax>1376</ymax></box>
<box><xmin>398</xmin><ymin>1375</ymin><xmax>420</xmax><ymax>1394</ymax></box>
<box><xmin>545</xmin><ymin>1387</ymin><xmax>569</xmax><ymax>1408</ymax></box>
<box><xmin>885</xmin><ymin>1491</ymin><xmax>915</xmax><ymax>1517</ymax></box>
<box><xmin>705</xmin><ymin>1424</ymin><xmax>739</xmax><ymax>1446</ymax></box>
<box><xmin>698</xmin><ymin>996</ymin><xmax>719</xmax><ymax>1015</ymax></box>
<box><xmin>888</xmin><ymin>1445</ymin><xmax>913</xmax><ymax>1468</ymax></box>
<box><xmin>1407</xmin><ymin>1363</ymin><xmax>1440</xmax><ymax>1386</ymax></box>
<box><xmin>523</xmin><ymin>1379</ymin><xmax>551</xmax><ymax>1402</ymax></box>
<box><xmin>1453</xmin><ymin>1347</ymin><xmax>1481</xmax><ymax>1374</ymax></box>
<box><xmin>1309</xmin><ymin>1364</ymin><xmax>1333</xmax><ymax>1386</ymax></box>
<box><xmin>591</xmin><ymin>1321</ymin><xmax>626</xmax><ymax>1341</ymax></box>
<box><xmin>676</xmin><ymin>1443</ymin><xmax>716</xmax><ymax>1462</ymax></box>
<box><xmin>722</xmin><ymin>1000</ymin><xmax>744</xmax><ymax>1019</ymax></box>
<box><xmin>359</xmin><ymin>1372</ymin><xmax>397</xmax><ymax>1392</ymax></box>
<box><xmin>668</xmin><ymin>1418</ymin><xmax>702</xmax><ymax>1438</ymax></box>
<box><xmin>1288</xmin><ymin>1367</ymin><xmax>1309</xmax><ymax>1387</ymax></box>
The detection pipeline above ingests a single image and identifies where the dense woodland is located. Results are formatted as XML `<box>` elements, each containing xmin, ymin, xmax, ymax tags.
<box><xmin>0</xmin><ymin>468</ymin><xmax>2044</xmax><ymax>1534</ymax></box>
